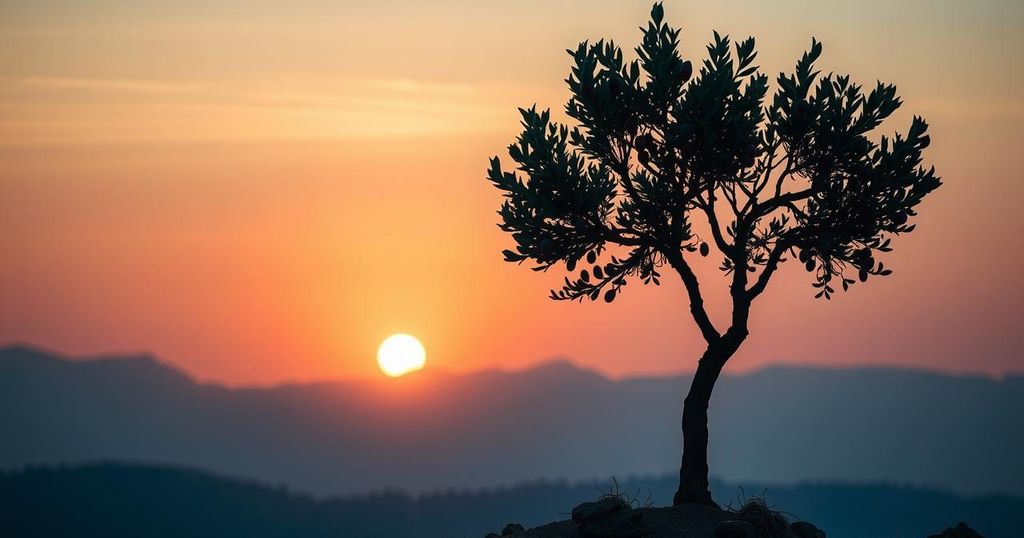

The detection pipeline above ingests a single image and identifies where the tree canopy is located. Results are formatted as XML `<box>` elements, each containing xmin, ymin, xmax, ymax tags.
<box><xmin>488</xmin><ymin>2</ymin><xmax>940</xmax><ymax>340</ymax></box>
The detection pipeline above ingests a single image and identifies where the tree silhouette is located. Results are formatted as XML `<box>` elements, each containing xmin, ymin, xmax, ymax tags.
<box><xmin>487</xmin><ymin>3</ymin><xmax>940</xmax><ymax>506</ymax></box>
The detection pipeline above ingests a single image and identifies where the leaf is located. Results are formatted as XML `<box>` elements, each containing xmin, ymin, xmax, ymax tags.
<box><xmin>604</xmin><ymin>289</ymin><xmax>616</xmax><ymax>303</ymax></box>
<box><xmin>501</xmin><ymin>249</ymin><xmax>524</xmax><ymax>262</ymax></box>
<box><xmin>650</xmin><ymin>2</ymin><xmax>664</xmax><ymax>25</ymax></box>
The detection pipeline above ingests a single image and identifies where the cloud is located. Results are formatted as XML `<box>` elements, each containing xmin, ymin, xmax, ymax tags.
<box><xmin>362</xmin><ymin>78</ymin><xmax>479</xmax><ymax>97</ymax></box>
<box><xmin>0</xmin><ymin>75</ymin><xmax>517</xmax><ymax>146</ymax></box>
<box><xmin>18</xmin><ymin>77</ymin><xmax>202</xmax><ymax>94</ymax></box>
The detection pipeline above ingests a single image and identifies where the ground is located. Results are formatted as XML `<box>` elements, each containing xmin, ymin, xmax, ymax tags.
<box><xmin>490</xmin><ymin>500</ymin><xmax>811</xmax><ymax>538</ymax></box>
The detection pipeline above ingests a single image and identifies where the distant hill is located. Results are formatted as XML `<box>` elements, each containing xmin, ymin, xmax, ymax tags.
<box><xmin>1</xmin><ymin>463</ymin><xmax>1019</xmax><ymax>538</ymax></box>
<box><xmin>1</xmin><ymin>344</ymin><xmax>1022</xmax><ymax>497</ymax></box>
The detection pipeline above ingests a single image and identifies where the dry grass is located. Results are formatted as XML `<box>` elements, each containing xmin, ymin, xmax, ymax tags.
<box><xmin>594</xmin><ymin>477</ymin><xmax>654</xmax><ymax>510</ymax></box>
<box><xmin>726</xmin><ymin>488</ymin><xmax>793</xmax><ymax>538</ymax></box>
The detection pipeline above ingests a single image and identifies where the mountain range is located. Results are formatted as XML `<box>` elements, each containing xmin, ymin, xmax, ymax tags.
<box><xmin>1</xmin><ymin>344</ymin><xmax>1021</xmax><ymax>497</ymax></box>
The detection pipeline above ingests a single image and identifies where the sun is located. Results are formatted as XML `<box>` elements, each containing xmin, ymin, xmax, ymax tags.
<box><xmin>376</xmin><ymin>334</ymin><xmax>426</xmax><ymax>377</ymax></box>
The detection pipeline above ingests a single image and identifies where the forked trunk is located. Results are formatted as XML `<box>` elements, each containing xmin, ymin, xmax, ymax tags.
<box><xmin>672</xmin><ymin>338</ymin><xmax>742</xmax><ymax>506</ymax></box>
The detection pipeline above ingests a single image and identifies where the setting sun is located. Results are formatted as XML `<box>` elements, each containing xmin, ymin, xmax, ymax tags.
<box><xmin>376</xmin><ymin>334</ymin><xmax>426</xmax><ymax>377</ymax></box>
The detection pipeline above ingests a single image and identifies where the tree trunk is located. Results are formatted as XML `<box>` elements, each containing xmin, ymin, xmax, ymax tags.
<box><xmin>672</xmin><ymin>338</ymin><xmax>742</xmax><ymax>506</ymax></box>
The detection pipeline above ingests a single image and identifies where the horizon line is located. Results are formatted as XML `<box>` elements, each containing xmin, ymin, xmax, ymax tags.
<box><xmin>2</xmin><ymin>341</ymin><xmax>1018</xmax><ymax>390</ymax></box>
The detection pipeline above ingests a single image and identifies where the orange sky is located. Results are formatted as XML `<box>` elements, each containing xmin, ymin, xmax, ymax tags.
<box><xmin>2</xmin><ymin>1</ymin><xmax>1022</xmax><ymax>384</ymax></box>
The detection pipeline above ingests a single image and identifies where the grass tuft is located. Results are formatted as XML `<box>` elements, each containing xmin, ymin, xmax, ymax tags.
<box><xmin>726</xmin><ymin>487</ymin><xmax>793</xmax><ymax>538</ymax></box>
<box><xmin>594</xmin><ymin>477</ymin><xmax>654</xmax><ymax>510</ymax></box>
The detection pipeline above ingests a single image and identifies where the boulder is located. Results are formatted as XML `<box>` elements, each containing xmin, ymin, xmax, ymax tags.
<box><xmin>714</xmin><ymin>519</ymin><xmax>756</xmax><ymax>538</ymax></box>
<box><xmin>791</xmin><ymin>520</ymin><xmax>826</xmax><ymax>538</ymax></box>
<box><xmin>927</xmin><ymin>522</ymin><xmax>984</xmax><ymax>538</ymax></box>
<box><xmin>571</xmin><ymin>497</ymin><xmax>644</xmax><ymax>538</ymax></box>
<box><xmin>571</xmin><ymin>497</ymin><xmax>629</xmax><ymax>523</ymax></box>
<box><xmin>483</xmin><ymin>522</ymin><xmax>526</xmax><ymax>537</ymax></box>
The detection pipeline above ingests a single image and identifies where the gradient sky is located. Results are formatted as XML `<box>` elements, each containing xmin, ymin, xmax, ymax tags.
<box><xmin>2</xmin><ymin>0</ymin><xmax>1022</xmax><ymax>384</ymax></box>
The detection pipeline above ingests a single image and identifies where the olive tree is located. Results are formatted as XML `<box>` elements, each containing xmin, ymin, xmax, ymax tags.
<box><xmin>486</xmin><ymin>3</ymin><xmax>940</xmax><ymax>505</ymax></box>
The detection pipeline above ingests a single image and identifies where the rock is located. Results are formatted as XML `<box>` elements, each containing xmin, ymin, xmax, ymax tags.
<box><xmin>571</xmin><ymin>497</ymin><xmax>629</xmax><ymax>523</ymax></box>
<box><xmin>714</xmin><ymin>519</ymin><xmax>756</xmax><ymax>538</ymax></box>
<box><xmin>571</xmin><ymin>497</ymin><xmax>644</xmax><ymax>538</ymax></box>
<box><xmin>483</xmin><ymin>522</ymin><xmax>526</xmax><ymax>537</ymax></box>
<box><xmin>791</xmin><ymin>520</ymin><xmax>826</xmax><ymax>538</ymax></box>
<box><xmin>928</xmin><ymin>522</ymin><xmax>984</xmax><ymax>538</ymax></box>
<box><xmin>579</xmin><ymin>510</ymin><xmax>644</xmax><ymax>538</ymax></box>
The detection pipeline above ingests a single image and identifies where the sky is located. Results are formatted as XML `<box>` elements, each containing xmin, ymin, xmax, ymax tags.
<box><xmin>1</xmin><ymin>0</ymin><xmax>1022</xmax><ymax>384</ymax></box>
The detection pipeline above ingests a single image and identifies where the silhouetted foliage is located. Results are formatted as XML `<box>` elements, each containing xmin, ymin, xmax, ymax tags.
<box><xmin>487</xmin><ymin>3</ymin><xmax>940</xmax><ymax>505</ymax></box>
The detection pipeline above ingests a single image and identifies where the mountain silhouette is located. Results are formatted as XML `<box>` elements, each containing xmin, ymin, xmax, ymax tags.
<box><xmin>2</xmin><ymin>344</ymin><xmax>1021</xmax><ymax>497</ymax></box>
<box><xmin>1</xmin><ymin>463</ymin><xmax>1019</xmax><ymax>538</ymax></box>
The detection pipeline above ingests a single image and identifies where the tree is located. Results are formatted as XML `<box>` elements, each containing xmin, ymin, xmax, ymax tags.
<box><xmin>486</xmin><ymin>3</ymin><xmax>941</xmax><ymax>506</ymax></box>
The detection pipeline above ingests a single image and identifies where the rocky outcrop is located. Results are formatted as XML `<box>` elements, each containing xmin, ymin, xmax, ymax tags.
<box><xmin>714</xmin><ymin>519</ymin><xmax>756</xmax><ymax>537</ymax></box>
<box><xmin>571</xmin><ymin>497</ymin><xmax>645</xmax><ymax>537</ymax></box>
<box><xmin>485</xmin><ymin>522</ymin><xmax>527</xmax><ymax>537</ymax></box>
<box><xmin>928</xmin><ymin>522</ymin><xmax>984</xmax><ymax>538</ymax></box>
<box><xmin>486</xmin><ymin>500</ymin><xmax>987</xmax><ymax>538</ymax></box>
<box><xmin>791</xmin><ymin>521</ymin><xmax>827</xmax><ymax>538</ymax></box>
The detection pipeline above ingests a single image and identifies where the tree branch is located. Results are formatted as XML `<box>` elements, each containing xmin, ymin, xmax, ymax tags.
<box><xmin>727</xmin><ymin>226</ymin><xmax>752</xmax><ymax>331</ymax></box>
<box><xmin>665</xmin><ymin>250</ymin><xmax>721</xmax><ymax>344</ymax></box>
<box><xmin>746</xmin><ymin>238</ymin><xmax>791</xmax><ymax>299</ymax></box>
<box><xmin>604</xmin><ymin>226</ymin><xmax>647</xmax><ymax>247</ymax></box>
<box><xmin>749</xmin><ymin>143</ymin><xmax>781</xmax><ymax>198</ymax></box>
<box><xmin>752</xmin><ymin>187</ymin><xmax>814</xmax><ymax>220</ymax></box>
<box><xmin>772</xmin><ymin>157</ymin><xmax>795</xmax><ymax>199</ymax></box>
<box><xmin>699</xmin><ymin>191</ymin><xmax>734</xmax><ymax>256</ymax></box>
